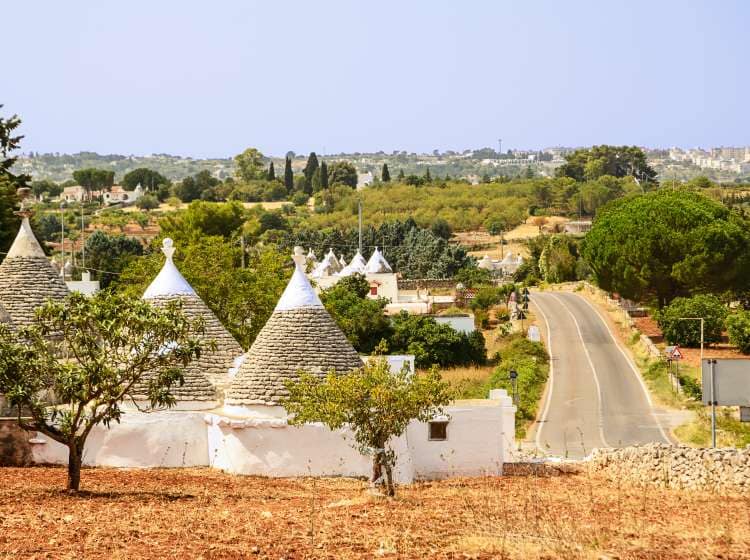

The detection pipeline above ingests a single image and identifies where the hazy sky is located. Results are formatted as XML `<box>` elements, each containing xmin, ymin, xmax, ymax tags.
<box><xmin>3</xmin><ymin>1</ymin><xmax>748</xmax><ymax>157</ymax></box>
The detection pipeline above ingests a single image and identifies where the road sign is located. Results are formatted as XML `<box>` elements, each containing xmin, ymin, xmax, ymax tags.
<box><xmin>527</xmin><ymin>325</ymin><xmax>541</xmax><ymax>342</ymax></box>
<box><xmin>701</xmin><ymin>359</ymin><xmax>750</xmax><ymax>406</ymax></box>
<box><xmin>667</xmin><ymin>345</ymin><xmax>683</xmax><ymax>360</ymax></box>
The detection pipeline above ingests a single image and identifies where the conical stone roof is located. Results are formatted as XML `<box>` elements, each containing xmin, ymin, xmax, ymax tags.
<box><xmin>226</xmin><ymin>247</ymin><xmax>363</xmax><ymax>406</ymax></box>
<box><xmin>0</xmin><ymin>216</ymin><xmax>69</xmax><ymax>328</ymax></box>
<box><xmin>365</xmin><ymin>247</ymin><xmax>393</xmax><ymax>274</ymax></box>
<box><xmin>136</xmin><ymin>239</ymin><xmax>244</xmax><ymax>403</ymax></box>
<box><xmin>339</xmin><ymin>250</ymin><xmax>367</xmax><ymax>277</ymax></box>
<box><xmin>311</xmin><ymin>248</ymin><xmax>341</xmax><ymax>278</ymax></box>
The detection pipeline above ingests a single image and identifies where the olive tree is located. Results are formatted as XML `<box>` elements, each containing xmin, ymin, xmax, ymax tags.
<box><xmin>0</xmin><ymin>292</ymin><xmax>206</xmax><ymax>492</ymax></box>
<box><xmin>283</xmin><ymin>358</ymin><xmax>451</xmax><ymax>497</ymax></box>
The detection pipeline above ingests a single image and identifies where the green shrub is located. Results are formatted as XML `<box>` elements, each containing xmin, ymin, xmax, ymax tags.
<box><xmin>136</xmin><ymin>193</ymin><xmax>159</xmax><ymax>210</ymax></box>
<box><xmin>727</xmin><ymin>310</ymin><xmax>750</xmax><ymax>354</ymax></box>
<box><xmin>291</xmin><ymin>191</ymin><xmax>309</xmax><ymax>206</ymax></box>
<box><xmin>655</xmin><ymin>294</ymin><xmax>727</xmax><ymax>346</ymax></box>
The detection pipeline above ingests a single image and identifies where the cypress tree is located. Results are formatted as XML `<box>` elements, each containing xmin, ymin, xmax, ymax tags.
<box><xmin>303</xmin><ymin>152</ymin><xmax>319</xmax><ymax>183</ymax></box>
<box><xmin>267</xmin><ymin>161</ymin><xmax>275</xmax><ymax>181</ymax></box>
<box><xmin>424</xmin><ymin>167</ymin><xmax>432</xmax><ymax>182</ymax></box>
<box><xmin>312</xmin><ymin>168</ymin><xmax>322</xmax><ymax>192</ymax></box>
<box><xmin>284</xmin><ymin>157</ymin><xmax>294</xmax><ymax>192</ymax></box>
<box><xmin>381</xmin><ymin>163</ymin><xmax>391</xmax><ymax>182</ymax></box>
<box><xmin>397</xmin><ymin>169</ymin><xmax>405</xmax><ymax>181</ymax></box>
<box><xmin>320</xmin><ymin>161</ymin><xmax>329</xmax><ymax>189</ymax></box>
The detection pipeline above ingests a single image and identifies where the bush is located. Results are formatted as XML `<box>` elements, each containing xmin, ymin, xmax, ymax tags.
<box><xmin>136</xmin><ymin>194</ymin><xmax>159</xmax><ymax>210</ymax></box>
<box><xmin>727</xmin><ymin>310</ymin><xmax>750</xmax><ymax>354</ymax></box>
<box><xmin>655</xmin><ymin>294</ymin><xmax>727</xmax><ymax>347</ymax></box>
<box><xmin>470</xmin><ymin>286</ymin><xmax>503</xmax><ymax>311</ymax></box>
<box><xmin>291</xmin><ymin>191</ymin><xmax>309</xmax><ymax>206</ymax></box>
<box><xmin>389</xmin><ymin>311</ymin><xmax>486</xmax><ymax>368</ymax></box>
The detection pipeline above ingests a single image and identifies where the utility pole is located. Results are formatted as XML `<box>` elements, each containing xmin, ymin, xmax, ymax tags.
<box><xmin>498</xmin><ymin>138</ymin><xmax>502</xmax><ymax>156</ymax></box>
<box><xmin>358</xmin><ymin>199</ymin><xmax>363</xmax><ymax>255</ymax></box>
<box><xmin>81</xmin><ymin>205</ymin><xmax>86</xmax><ymax>270</ymax></box>
<box><xmin>709</xmin><ymin>359</ymin><xmax>717</xmax><ymax>448</ymax></box>
<box><xmin>240</xmin><ymin>235</ymin><xmax>246</xmax><ymax>268</ymax></box>
<box><xmin>60</xmin><ymin>202</ymin><xmax>65</xmax><ymax>278</ymax></box>
<box><xmin>677</xmin><ymin>317</ymin><xmax>705</xmax><ymax>364</ymax></box>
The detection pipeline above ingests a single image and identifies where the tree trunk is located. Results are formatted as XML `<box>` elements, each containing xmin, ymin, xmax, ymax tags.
<box><xmin>67</xmin><ymin>444</ymin><xmax>82</xmax><ymax>492</ymax></box>
<box><xmin>383</xmin><ymin>461</ymin><xmax>395</xmax><ymax>497</ymax></box>
<box><xmin>371</xmin><ymin>454</ymin><xmax>383</xmax><ymax>487</ymax></box>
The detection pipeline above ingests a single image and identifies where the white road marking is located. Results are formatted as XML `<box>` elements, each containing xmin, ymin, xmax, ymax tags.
<box><xmin>532</xmin><ymin>294</ymin><xmax>556</xmax><ymax>453</ymax></box>
<box><xmin>575</xmin><ymin>295</ymin><xmax>672</xmax><ymax>444</ymax></box>
<box><xmin>551</xmin><ymin>293</ymin><xmax>610</xmax><ymax>449</ymax></box>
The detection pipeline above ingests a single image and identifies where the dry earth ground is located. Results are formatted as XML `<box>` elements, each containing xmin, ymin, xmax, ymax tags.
<box><xmin>1</xmin><ymin>466</ymin><xmax>748</xmax><ymax>559</ymax></box>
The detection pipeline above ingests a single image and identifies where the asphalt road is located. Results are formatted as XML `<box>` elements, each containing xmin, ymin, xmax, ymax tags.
<box><xmin>530</xmin><ymin>291</ymin><xmax>670</xmax><ymax>458</ymax></box>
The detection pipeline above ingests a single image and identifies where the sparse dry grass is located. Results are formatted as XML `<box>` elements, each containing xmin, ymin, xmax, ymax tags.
<box><xmin>439</xmin><ymin>365</ymin><xmax>494</xmax><ymax>385</ymax></box>
<box><xmin>0</xmin><ymin>466</ymin><xmax>748</xmax><ymax>559</ymax></box>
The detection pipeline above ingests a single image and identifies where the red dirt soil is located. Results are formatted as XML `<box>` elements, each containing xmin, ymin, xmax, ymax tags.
<box><xmin>0</xmin><ymin>466</ymin><xmax>748</xmax><ymax>559</ymax></box>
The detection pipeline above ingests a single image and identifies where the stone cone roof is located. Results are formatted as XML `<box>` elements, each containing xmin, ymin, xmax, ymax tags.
<box><xmin>226</xmin><ymin>248</ymin><xmax>363</xmax><ymax>406</ymax></box>
<box><xmin>339</xmin><ymin>250</ymin><xmax>367</xmax><ymax>277</ymax></box>
<box><xmin>311</xmin><ymin>248</ymin><xmax>341</xmax><ymax>278</ymax></box>
<box><xmin>135</xmin><ymin>239</ymin><xmax>244</xmax><ymax>403</ymax></box>
<box><xmin>365</xmin><ymin>247</ymin><xmax>393</xmax><ymax>274</ymax></box>
<box><xmin>0</xmin><ymin>217</ymin><xmax>69</xmax><ymax>328</ymax></box>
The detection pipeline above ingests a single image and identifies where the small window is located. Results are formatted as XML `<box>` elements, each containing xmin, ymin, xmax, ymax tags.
<box><xmin>428</xmin><ymin>421</ymin><xmax>448</xmax><ymax>441</ymax></box>
<box><xmin>370</xmin><ymin>285</ymin><xmax>378</xmax><ymax>296</ymax></box>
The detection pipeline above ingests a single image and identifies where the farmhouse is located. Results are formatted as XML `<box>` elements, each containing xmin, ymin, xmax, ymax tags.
<box><xmin>8</xmin><ymin>226</ymin><xmax>516</xmax><ymax>481</ymax></box>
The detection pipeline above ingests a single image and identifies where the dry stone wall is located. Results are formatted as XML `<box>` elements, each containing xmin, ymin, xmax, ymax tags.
<box><xmin>0</xmin><ymin>420</ymin><xmax>32</xmax><ymax>467</ymax></box>
<box><xmin>590</xmin><ymin>444</ymin><xmax>750</xmax><ymax>495</ymax></box>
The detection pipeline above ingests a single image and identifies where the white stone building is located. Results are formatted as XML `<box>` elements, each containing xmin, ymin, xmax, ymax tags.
<box><xmin>477</xmin><ymin>252</ymin><xmax>524</xmax><ymax>277</ymax></box>
<box><xmin>103</xmin><ymin>184</ymin><xmax>144</xmax><ymax>204</ymax></box>
<box><xmin>27</xmin><ymin>245</ymin><xmax>516</xmax><ymax>482</ymax></box>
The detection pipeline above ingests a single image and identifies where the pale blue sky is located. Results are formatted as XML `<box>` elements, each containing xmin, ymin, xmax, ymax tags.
<box><xmin>3</xmin><ymin>1</ymin><xmax>748</xmax><ymax>157</ymax></box>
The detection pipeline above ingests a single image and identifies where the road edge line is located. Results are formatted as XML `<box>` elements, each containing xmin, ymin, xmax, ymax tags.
<box><xmin>532</xmin><ymin>294</ymin><xmax>555</xmax><ymax>454</ymax></box>
<box><xmin>577</xmin><ymin>294</ymin><xmax>672</xmax><ymax>444</ymax></box>
<box><xmin>551</xmin><ymin>293</ymin><xmax>610</xmax><ymax>449</ymax></box>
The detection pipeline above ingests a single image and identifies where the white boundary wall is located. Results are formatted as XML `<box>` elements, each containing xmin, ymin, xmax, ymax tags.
<box><xmin>27</xmin><ymin>391</ymin><xmax>515</xmax><ymax>483</ymax></box>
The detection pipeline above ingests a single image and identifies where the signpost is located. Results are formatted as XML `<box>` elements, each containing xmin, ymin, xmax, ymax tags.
<box><xmin>509</xmin><ymin>369</ymin><xmax>519</xmax><ymax>405</ymax></box>
<box><xmin>701</xmin><ymin>358</ymin><xmax>750</xmax><ymax>448</ymax></box>
<box><xmin>665</xmin><ymin>345</ymin><xmax>683</xmax><ymax>392</ymax></box>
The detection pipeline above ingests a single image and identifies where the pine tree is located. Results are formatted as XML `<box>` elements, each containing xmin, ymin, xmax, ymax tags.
<box><xmin>303</xmin><ymin>152</ymin><xmax>319</xmax><ymax>183</ymax></box>
<box><xmin>267</xmin><ymin>161</ymin><xmax>275</xmax><ymax>181</ymax></box>
<box><xmin>320</xmin><ymin>161</ymin><xmax>329</xmax><ymax>189</ymax></box>
<box><xmin>397</xmin><ymin>169</ymin><xmax>405</xmax><ymax>181</ymax></box>
<box><xmin>284</xmin><ymin>156</ymin><xmax>294</xmax><ymax>192</ymax></box>
<box><xmin>0</xmin><ymin>105</ymin><xmax>29</xmax><ymax>187</ymax></box>
<box><xmin>381</xmin><ymin>163</ymin><xmax>391</xmax><ymax>182</ymax></box>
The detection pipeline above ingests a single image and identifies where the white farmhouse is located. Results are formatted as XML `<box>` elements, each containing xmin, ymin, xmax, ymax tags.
<box><xmin>27</xmin><ymin>246</ymin><xmax>516</xmax><ymax>481</ymax></box>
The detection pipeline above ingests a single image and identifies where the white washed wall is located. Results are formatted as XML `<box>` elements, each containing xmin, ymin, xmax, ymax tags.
<box><xmin>30</xmin><ymin>411</ymin><xmax>209</xmax><ymax>468</ymax></box>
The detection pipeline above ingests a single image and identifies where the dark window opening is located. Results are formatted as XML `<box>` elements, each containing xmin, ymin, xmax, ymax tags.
<box><xmin>428</xmin><ymin>421</ymin><xmax>448</xmax><ymax>441</ymax></box>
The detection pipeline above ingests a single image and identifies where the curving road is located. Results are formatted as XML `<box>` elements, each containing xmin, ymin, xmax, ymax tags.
<box><xmin>530</xmin><ymin>291</ymin><xmax>671</xmax><ymax>458</ymax></box>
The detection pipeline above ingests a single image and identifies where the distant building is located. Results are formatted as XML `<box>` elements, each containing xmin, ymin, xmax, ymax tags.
<box><xmin>357</xmin><ymin>171</ymin><xmax>374</xmax><ymax>189</ymax></box>
<box><xmin>477</xmin><ymin>253</ymin><xmax>524</xmax><ymax>277</ymax></box>
<box><xmin>434</xmin><ymin>314</ymin><xmax>475</xmax><ymax>334</ymax></box>
<box><xmin>62</xmin><ymin>185</ymin><xmax>92</xmax><ymax>203</ymax></box>
<box><xmin>66</xmin><ymin>271</ymin><xmax>100</xmax><ymax>296</ymax></box>
<box><xmin>103</xmin><ymin>184</ymin><xmax>144</xmax><ymax>204</ymax></box>
<box><xmin>564</xmin><ymin>220</ymin><xmax>592</xmax><ymax>234</ymax></box>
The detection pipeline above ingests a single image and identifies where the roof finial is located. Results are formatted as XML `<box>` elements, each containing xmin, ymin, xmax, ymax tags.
<box><xmin>162</xmin><ymin>238</ymin><xmax>176</xmax><ymax>260</ymax></box>
<box><xmin>14</xmin><ymin>187</ymin><xmax>33</xmax><ymax>218</ymax></box>
<box><xmin>292</xmin><ymin>246</ymin><xmax>306</xmax><ymax>269</ymax></box>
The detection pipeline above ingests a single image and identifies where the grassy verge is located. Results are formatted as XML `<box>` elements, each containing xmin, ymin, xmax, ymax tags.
<box><xmin>441</xmin><ymin>332</ymin><xmax>549</xmax><ymax>439</ymax></box>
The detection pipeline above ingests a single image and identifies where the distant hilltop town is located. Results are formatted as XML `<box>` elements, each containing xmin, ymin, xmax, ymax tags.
<box><xmin>13</xmin><ymin>145</ymin><xmax>750</xmax><ymax>184</ymax></box>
